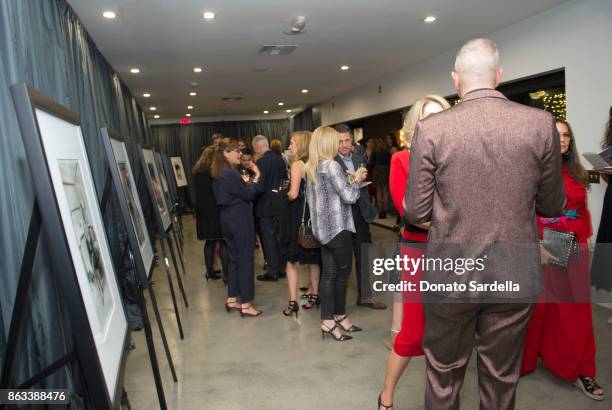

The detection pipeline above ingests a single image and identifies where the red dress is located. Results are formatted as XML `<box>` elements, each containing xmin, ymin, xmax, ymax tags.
<box><xmin>389</xmin><ymin>150</ymin><xmax>425</xmax><ymax>357</ymax></box>
<box><xmin>521</xmin><ymin>165</ymin><xmax>596</xmax><ymax>380</ymax></box>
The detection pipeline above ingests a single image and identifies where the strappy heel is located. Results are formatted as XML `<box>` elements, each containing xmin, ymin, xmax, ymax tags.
<box><xmin>334</xmin><ymin>314</ymin><xmax>362</xmax><ymax>332</ymax></box>
<box><xmin>224</xmin><ymin>301</ymin><xmax>240</xmax><ymax>313</ymax></box>
<box><xmin>283</xmin><ymin>301</ymin><xmax>299</xmax><ymax>319</ymax></box>
<box><xmin>302</xmin><ymin>294</ymin><xmax>320</xmax><ymax>310</ymax></box>
<box><xmin>321</xmin><ymin>323</ymin><xmax>352</xmax><ymax>342</ymax></box>
<box><xmin>574</xmin><ymin>375</ymin><xmax>604</xmax><ymax>401</ymax></box>
<box><xmin>240</xmin><ymin>304</ymin><xmax>263</xmax><ymax>318</ymax></box>
<box><xmin>378</xmin><ymin>393</ymin><xmax>393</xmax><ymax>409</ymax></box>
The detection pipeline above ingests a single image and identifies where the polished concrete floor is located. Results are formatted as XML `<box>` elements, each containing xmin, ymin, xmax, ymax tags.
<box><xmin>124</xmin><ymin>216</ymin><xmax>611</xmax><ymax>409</ymax></box>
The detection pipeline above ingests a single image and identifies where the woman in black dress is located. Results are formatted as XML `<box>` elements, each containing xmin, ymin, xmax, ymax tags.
<box><xmin>371</xmin><ymin>138</ymin><xmax>392</xmax><ymax>218</ymax></box>
<box><xmin>281</xmin><ymin>131</ymin><xmax>322</xmax><ymax>318</ymax></box>
<box><xmin>193</xmin><ymin>146</ymin><xmax>227</xmax><ymax>281</ymax></box>
<box><xmin>591</xmin><ymin>106</ymin><xmax>612</xmax><ymax>324</ymax></box>
<box><xmin>211</xmin><ymin>140</ymin><xmax>263</xmax><ymax>317</ymax></box>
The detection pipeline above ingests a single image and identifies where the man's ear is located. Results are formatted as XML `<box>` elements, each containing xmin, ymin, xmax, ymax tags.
<box><xmin>495</xmin><ymin>68</ymin><xmax>503</xmax><ymax>87</ymax></box>
<box><xmin>451</xmin><ymin>71</ymin><xmax>461</xmax><ymax>94</ymax></box>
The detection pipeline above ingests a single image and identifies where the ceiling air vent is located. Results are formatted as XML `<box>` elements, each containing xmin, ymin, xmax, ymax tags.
<box><xmin>258</xmin><ymin>45</ymin><xmax>297</xmax><ymax>56</ymax></box>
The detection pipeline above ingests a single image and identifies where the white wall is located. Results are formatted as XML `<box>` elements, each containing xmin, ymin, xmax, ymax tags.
<box><xmin>317</xmin><ymin>0</ymin><xmax>612</xmax><ymax>235</ymax></box>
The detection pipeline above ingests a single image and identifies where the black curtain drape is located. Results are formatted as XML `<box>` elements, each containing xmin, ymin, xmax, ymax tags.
<box><xmin>150</xmin><ymin>118</ymin><xmax>290</xmax><ymax>187</ymax></box>
<box><xmin>1</xmin><ymin>1</ymin><xmax>150</xmax><ymax>405</ymax></box>
<box><xmin>290</xmin><ymin>107</ymin><xmax>321</xmax><ymax>132</ymax></box>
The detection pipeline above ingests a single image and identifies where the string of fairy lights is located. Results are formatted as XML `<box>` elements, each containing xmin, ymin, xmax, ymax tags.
<box><xmin>542</xmin><ymin>91</ymin><xmax>567</xmax><ymax>119</ymax></box>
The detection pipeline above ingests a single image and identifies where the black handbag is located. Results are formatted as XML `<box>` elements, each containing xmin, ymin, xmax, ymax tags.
<box><xmin>298</xmin><ymin>181</ymin><xmax>320</xmax><ymax>249</ymax></box>
<box><xmin>542</xmin><ymin>228</ymin><xmax>578</xmax><ymax>269</ymax></box>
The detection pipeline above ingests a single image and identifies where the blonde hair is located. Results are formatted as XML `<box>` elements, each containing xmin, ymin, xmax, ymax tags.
<box><xmin>305</xmin><ymin>126</ymin><xmax>339</xmax><ymax>184</ymax></box>
<box><xmin>291</xmin><ymin>131</ymin><xmax>312</xmax><ymax>162</ymax></box>
<box><xmin>401</xmin><ymin>95</ymin><xmax>451</xmax><ymax>147</ymax></box>
<box><xmin>270</xmin><ymin>138</ymin><xmax>283</xmax><ymax>155</ymax></box>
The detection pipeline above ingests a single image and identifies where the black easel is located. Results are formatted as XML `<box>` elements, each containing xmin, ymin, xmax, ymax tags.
<box><xmin>137</xmin><ymin>145</ymin><xmax>189</xmax><ymax>339</ymax></box>
<box><xmin>4</xmin><ymin>84</ymin><xmax>129</xmax><ymax>409</ymax></box>
<box><xmin>100</xmin><ymin>128</ymin><xmax>180</xmax><ymax>409</ymax></box>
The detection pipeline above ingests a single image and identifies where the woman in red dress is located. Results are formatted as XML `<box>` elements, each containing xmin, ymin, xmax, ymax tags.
<box><xmin>377</xmin><ymin>95</ymin><xmax>450</xmax><ymax>410</ymax></box>
<box><xmin>521</xmin><ymin>119</ymin><xmax>604</xmax><ymax>401</ymax></box>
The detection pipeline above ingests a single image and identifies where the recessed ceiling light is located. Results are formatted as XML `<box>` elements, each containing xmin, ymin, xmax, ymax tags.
<box><xmin>143</xmin><ymin>93</ymin><xmax>151</xmax><ymax>98</ymax></box>
<box><xmin>130</xmin><ymin>68</ymin><xmax>140</xmax><ymax>74</ymax></box>
<box><xmin>263</xmin><ymin>110</ymin><xmax>269</xmax><ymax>114</ymax></box>
<box><xmin>301</xmin><ymin>89</ymin><xmax>309</xmax><ymax>94</ymax></box>
<box><xmin>187</xmin><ymin>105</ymin><xmax>194</xmax><ymax>109</ymax></box>
<box><xmin>340</xmin><ymin>65</ymin><xmax>349</xmax><ymax>71</ymax></box>
<box><xmin>149</xmin><ymin>107</ymin><xmax>156</xmax><ymax>111</ymax></box>
<box><xmin>424</xmin><ymin>16</ymin><xmax>437</xmax><ymax>23</ymax></box>
<box><xmin>189</xmin><ymin>92</ymin><xmax>197</xmax><ymax>96</ymax></box>
<box><xmin>153</xmin><ymin>115</ymin><xmax>160</xmax><ymax>119</ymax></box>
<box><xmin>278</xmin><ymin>102</ymin><xmax>284</xmax><ymax>106</ymax></box>
<box><xmin>203</xmin><ymin>11</ymin><xmax>216</xmax><ymax>20</ymax></box>
<box><xmin>102</xmin><ymin>11</ymin><xmax>116</xmax><ymax>19</ymax></box>
<box><xmin>286</xmin><ymin>109</ymin><xmax>292</xmax><ymax>113</ymax></box>
<box><xmin>186</xmin><ymin>113</ymin><xmax>192</xmax><ymax>117</ymax></box>
<box><xmin>193</xmin><ymin>67</ymin><xmax>203</xmax><ymax>73</ymax></box>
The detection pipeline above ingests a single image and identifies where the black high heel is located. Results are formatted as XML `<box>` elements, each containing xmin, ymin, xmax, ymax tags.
<box><xmin>334</xmin><ymin>314</ymin><xmax>362</xmax><ymax>332</ymax></box>
<box><xmin>302</xmin><ymin>294</ymin><xmax>320</xmax><ymax>310</ymax></box>
<box><xmin>321</xmin><ymin>323</ymin><xmax>352</xmax><ymax>341</ymax></box>
<box><xmin>205</xmin><ymin>271</ymin><xmax>221</xmax><ymax>281</ymax></box>
<box><xmin>378</xmin><ymin>393</ymin><xmax>393</xmax><ymax>409</ymax></box>
<box><xmin>283</xmin><ymin>301</ymin><xmax>299</xmax><ymax>319</ymax></box>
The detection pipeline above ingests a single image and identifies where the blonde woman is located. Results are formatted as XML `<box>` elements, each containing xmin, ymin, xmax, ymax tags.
<box><xmin>281</xmin><ymin>131</ymin><xmax>322</xmax><ymax>318</ymax></box>
<box><xmin>305</xmin><ymin>126</ymin><xmax>368</xmax><ymax>341</ymax></box>
<box><xmin>379</xmin><ymin>95</ymin><xmax>450</xmax><ymax>410</ymax></box>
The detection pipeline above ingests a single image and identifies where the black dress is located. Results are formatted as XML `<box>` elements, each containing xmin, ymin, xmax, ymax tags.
<box><xmin>282</xmin><ymin>167</ymin><xmax>321</xmax><ymax>265</ymax></box>
<box><xmin>592</xmin><ymin>182</ymin><xmax>612</xmax><ymax>290</ymax></box>
<box><xmin>193</xmin><ymin>169</ymin><xmax>223</xmax><ymax>240</ymax></box>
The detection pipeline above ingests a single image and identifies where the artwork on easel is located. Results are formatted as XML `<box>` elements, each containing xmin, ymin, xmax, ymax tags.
<box><xmin>104</xmin><ymin>131</ymin><xmax>155</xmax><ymax>274</ymax></box>
<box><xmin>59</xmin><ymin>160</ymin><xmax>112</xmax><ymax>329</ymax></box>
<box><xmin>154</xmin><ymin>151</ymin><xmax>173</xmax><ymax>211</ymax></box>
<box><xmin>11</xmin><ymin>85</ymin><xmax>128</xmax><ymax>407</ymax></box>
<box><xmin>170</xmin><ymin>156</ymin><xmax>188</xmax><ymax>187</ymax></box>
<box><xmin>142</xmin><ymin>148</ymin><xmax>172</xmax><ymax>231</ymax></box>
<box><xmin>162</xmin><ymin>155</ymin><xmax>179</xmax><ymax>204</ymax></box>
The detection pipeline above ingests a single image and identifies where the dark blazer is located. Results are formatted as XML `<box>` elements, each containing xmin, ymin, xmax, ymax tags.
<box><xmin>255</xmin><ymin>150</ymin><xmax>288</xmax><ymax>217</ymax></box>
<box><xmin>404</xmin><ymin>88</ymin><xmax>565</xmax><ymax>299</ymax></box>
<box><xmin>336</xmin><ymin>153</ymin><xmax>378</xmax><ymax>223</ymax></box>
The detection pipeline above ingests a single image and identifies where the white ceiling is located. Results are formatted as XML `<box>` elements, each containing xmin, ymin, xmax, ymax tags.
<box><xmin>67</xmin><ymin>0</ymin><xmax>568</xmax><ymax>122</ymax></box>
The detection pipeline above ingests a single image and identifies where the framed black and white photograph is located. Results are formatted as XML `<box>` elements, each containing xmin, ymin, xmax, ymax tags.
<box><xmin>102</xmin><ymin>129</ymin><xmax>155</xmax><ymax>274</ymax></box>
<box><xmin>11</xmin><ymin>85</ymin><xmax>128</xmax><ymax>407</ymax></box>
<box><xmin>161</xmin><ymin>154</ymin><xmax>179</xmax><ymax>205</ymax></box>
<box><xmin>154</xmin><ymin>151</ymin><xmax>174</xmax><ymax>211</ymax></box>
<box><xmin>170</xmin><ymin>156</ymin><xmax>188</xmax><ymax>187</ymax></box>
<box><xmin>142</xmin><ymin>148</ymin><xmax>172</xmax><ymax>231</ymax></box>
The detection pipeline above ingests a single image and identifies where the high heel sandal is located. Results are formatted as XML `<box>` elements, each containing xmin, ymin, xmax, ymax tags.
<box><xmin>225</xmin><ymin>301</ymin><xmax>240</xmax><ymax>313</ymax></box>
<box><xmin>224</xmin><ymin>301</ymin><xmax>240</xmax><ymax>313</ymax></box>
<box><xmin>300</xmin><ymin>292</ymin><xmax>312</xmax><ymax>300</ymax></box>
<box><xmin>240</xmin><ymin>304</ymin><xmax>263</xmax><ymax>318</ymax></box>
<box><xmin>283</xmin><ymin>301</ymin><xmax>299</xmax><ymax>319</ymax></box>
<box><xmin>302</xmin><ymin>294</ymin><xmax>320</xmax><ymax>310</ymax></box>
<box><xmin>321</xmin><ymin>323</ymin><xmax>353</xmax><ymax>341</ymax></box>
<box><xmin>334</xmin><ymin>314</ymin><xmax>362</xmax><ymax>332</ymax></box>
<box><xmin>377</xmin><ymin>393</ymin><xmax>393</xmax><ymax>409</ymax></box>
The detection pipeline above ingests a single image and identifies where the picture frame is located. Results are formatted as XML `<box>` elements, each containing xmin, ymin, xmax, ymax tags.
<box><xmin>100</xmin><ymin>128</ymin><xmax>155</xmax><ymax>276</ymax></box>
<box><xmin>170</xmin><ymin>156</ymin><xmax>188</xmax><ymax>187</ymax></box>
<box><xmin>154</xmin><ymin>151</ymin><xmax>174</xmax><ymax>212</ymax></box>
<box><xmin>11</xmin><ymin>84</ymin><xmax>128</xmax><ymax>408</ymax></box>
<box><xmin>161</xmin><ymin>154</ymin><xmax>179</xmax><ymax>205</ymax></box>
<box><xmin>141</xmin><ymin>148</ymin><xmax>172</xmax><ymax>232</ymax></box>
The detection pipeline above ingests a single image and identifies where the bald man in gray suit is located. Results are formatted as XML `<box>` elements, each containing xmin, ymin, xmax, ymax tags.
<box><xmin>404</xmin><ymin>39</ymin><xmax>565</xmax><ymax>410</ymax></box>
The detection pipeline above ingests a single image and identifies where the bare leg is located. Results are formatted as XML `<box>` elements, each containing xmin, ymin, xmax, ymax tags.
<box><xmin>386</xmin><ymin>296</ymin><xmax>403</xmax><ymax>350</ymax></box>
<box><xmin>286</xmin><ymin>261</ymin><xmax>299</xmax><ymax>301</ymax></box>
<box><xmin>309</xmin><ymin>264</ymin><xmax>320</xmax><ymax>295</ymax></box>
<box><xmin>380</xmin><ymin>351</ymin><xmax>412</xmax><ymax>409</ymax></box>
